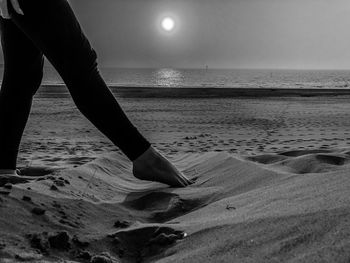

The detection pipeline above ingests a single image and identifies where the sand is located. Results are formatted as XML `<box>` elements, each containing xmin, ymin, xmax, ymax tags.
<box><xmin>0</xmin><ymin>149</ymin><xmax>350</xmax><ymax>262</ymax></box>
<box><xmin>20</xmin><ymin>88</ymin><xmax>350</xmax><ymax>168</ymax></box>
<box><xmin>1</xmin><ymin>89</ymin><xmax>350</xmax><ymax>262</ymax></box>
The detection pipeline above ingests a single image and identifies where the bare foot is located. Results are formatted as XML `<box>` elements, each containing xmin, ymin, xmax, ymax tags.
<box><xmin>132</xmin><ymin>146</ymin><xmax>193</xmax><ymax>187</ymax></box>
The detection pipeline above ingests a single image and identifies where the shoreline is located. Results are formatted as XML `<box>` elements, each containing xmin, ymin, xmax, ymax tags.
<box><xmin>111</xmin><ymin>87</ymin><xmax>350</xmax><ymax>98</ymax></box>
<box><xmin>40</xmin><ymin>85</ymin><xmax>350</xmax><ymax>98</ymax></box>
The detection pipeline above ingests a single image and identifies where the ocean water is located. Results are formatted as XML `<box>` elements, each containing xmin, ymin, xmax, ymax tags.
<box><xmin>38</xmin><ymin>67</ymin><xmax>350</xmax><ymax>89</ymax></box>
<box><xmin>0</xmin><ymin>66</ymin><xmax>349</xmax><ymax>89</ymax></box>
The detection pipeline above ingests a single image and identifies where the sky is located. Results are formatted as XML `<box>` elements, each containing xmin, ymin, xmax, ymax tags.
<box><xmin>2</xmin><ymin>0</ymin><xmax>350</xmax><ymax>69</ymax></box>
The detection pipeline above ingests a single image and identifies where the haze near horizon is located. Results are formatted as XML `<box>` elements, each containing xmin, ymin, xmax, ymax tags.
<box><xmin>1</xmin><ymin>0</ymin><xmax>350</xmax><ymax>70</ymax></box>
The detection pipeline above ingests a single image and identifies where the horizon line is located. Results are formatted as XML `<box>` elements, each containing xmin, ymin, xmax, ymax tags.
<box><xmin>1</xmin><ymin>64</ymin><xmax>350</xmax><ymax>71</ymax></box>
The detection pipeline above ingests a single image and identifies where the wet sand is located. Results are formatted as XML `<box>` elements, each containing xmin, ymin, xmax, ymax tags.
<box><xmin>110</xmin><ymin>86</ymin><xmax>350</xmax><ymax>98</ymax></box>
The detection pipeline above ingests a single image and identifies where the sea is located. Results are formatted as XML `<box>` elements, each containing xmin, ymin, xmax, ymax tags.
<box><xmin>0</xmin><ymin>66</ymin><xmax>349</xmax><ymax>90</ymax></box>
<box><xmin>39</xmin><ymin>67</ymin><xmax>350</xmax><ymax>90</ymax></box>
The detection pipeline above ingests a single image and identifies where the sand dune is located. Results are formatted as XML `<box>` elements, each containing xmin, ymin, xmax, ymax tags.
<box><xmin>1</xmin><ymin>149</ymin><xmax>350</xmax><ymax>262</ymax></box>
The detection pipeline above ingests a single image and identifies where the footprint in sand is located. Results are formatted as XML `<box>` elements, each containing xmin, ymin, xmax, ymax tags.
<box><xmin>0</xmin><ymin>167</ymin><xmax>56</xmax><ymax>187</ymax></box>
<box><xmin>108</xmin><ymin>226</ymin><xmax>186</xmax><ymax>260</ymax></box>
<box><xmin>123</xmin><ymin>191</ymin><xmax>204</xmax><ymax>223</ymax></box>
<box><xmin>0</xmin><ymin>175</ymin><xmax>30</xmax><ymax>187</ymax></box>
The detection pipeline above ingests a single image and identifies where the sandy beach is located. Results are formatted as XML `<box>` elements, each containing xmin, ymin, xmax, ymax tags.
<box><xmin>20</xmin><ymin>87</ymin><xmax>350</xmax><ymax>168</ymax></box>
<box><xmin>1</xmin><ymin>87</ymin><xmax>350</xmax><ymax>262</ymax></box>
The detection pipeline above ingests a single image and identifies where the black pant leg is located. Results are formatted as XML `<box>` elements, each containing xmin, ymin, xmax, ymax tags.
<box><xmin>8</xmin><ymin>0</ymin><xmax>150</xmax><ymax>161</ymax></box>
<box><xmin>0</xmin><ymin>17</ymin><xmax>44</xmax><ymax>169</ymax></box>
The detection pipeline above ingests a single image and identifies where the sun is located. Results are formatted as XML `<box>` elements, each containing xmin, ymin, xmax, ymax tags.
<box><xmin>161</xmin><ymin>17</ymin><xmax>175</xmax><ymax>32</ymax></box>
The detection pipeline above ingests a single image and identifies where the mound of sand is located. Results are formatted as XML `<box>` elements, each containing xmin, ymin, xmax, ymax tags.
<box><xmin>1</xmin><ymin>149</ymin><xmax>350</xmax><ymax>262</ymax></box>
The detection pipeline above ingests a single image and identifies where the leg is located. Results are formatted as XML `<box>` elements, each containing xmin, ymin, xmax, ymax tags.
<box><xmin>0</xmin><ymin>17</ymin><xmax>44</xmax><ymax>170</ymax></box>
<box><xmin>8</xmin><ymin>0</ymin><xmax>192</xmax><ymax>186</ymax></box>
<box><xmin>9</xmin><ymin>0</ymin><xmax>150</xmax><ymax>162</ymax></box>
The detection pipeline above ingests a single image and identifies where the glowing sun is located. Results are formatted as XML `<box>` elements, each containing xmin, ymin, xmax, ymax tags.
<box><xmin>161</xmin><ymin>17</ymin><xmax>175</xmax><ymax>32</ymax></box>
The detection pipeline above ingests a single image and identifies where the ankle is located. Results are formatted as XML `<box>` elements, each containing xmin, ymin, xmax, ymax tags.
<box><xmin>133</xmin><ymin>146</ymin><xmax>157</xmax><ymax>163</ymax></box>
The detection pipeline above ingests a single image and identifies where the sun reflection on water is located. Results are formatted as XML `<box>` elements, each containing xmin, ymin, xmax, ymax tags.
<box><xmin>153</xmin><ymin>68</ymin><xmax>184</xmax><ymax>87</ymax></box>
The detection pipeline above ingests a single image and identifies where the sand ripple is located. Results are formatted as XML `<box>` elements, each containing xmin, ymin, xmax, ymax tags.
<box><xmin>1</xmin><ymin>149</ymin><xmax>350</xmax><ymax>262</ymax></box>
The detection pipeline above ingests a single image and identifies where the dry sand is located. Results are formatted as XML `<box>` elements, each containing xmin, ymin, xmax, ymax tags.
<box><xmin>1</xmin><ymin>150</ymin><xmax>350</xmax><ymax>262</ymax></box>
<box><xmin>20</xmin><ymin>88</ymin><xmax>350</xmax><ymax>168</ymax></box>
<box><xmin>1</xmin><ymin>89</ymin><xmax>350</xmax><ymax>262</ymax></box>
